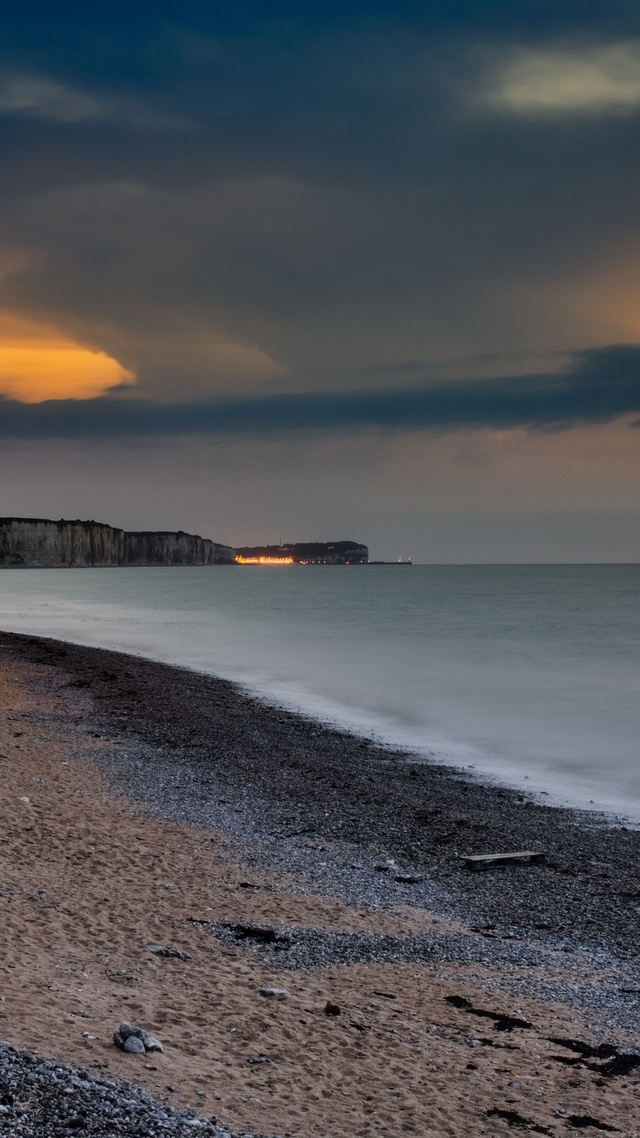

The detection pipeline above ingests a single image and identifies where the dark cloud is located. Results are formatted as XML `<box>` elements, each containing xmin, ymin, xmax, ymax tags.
<box><xmin>3</xmin><ymin>6</ymin><xmax>640</xmax><ymax>404</ymax></box>
<box><xmin>1</xmin><ymin>345</ymin><xmax>638</xmax><ymax>438</ymax></box>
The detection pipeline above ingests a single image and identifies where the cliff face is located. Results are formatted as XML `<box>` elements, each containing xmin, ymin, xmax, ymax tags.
<box><xmin>0</xmin><ymin>518</ymin><xmax>124</xmax><ymax>567</ymax></box>
<box><xmin>0</xmin><ymin>518</ymin><xmax>235</xmax><ymax>567</ymax></box>
<box><xmin>122</xmin><ymin>531</ymin><xmax>235</xmax><ymax>566</ymax></box>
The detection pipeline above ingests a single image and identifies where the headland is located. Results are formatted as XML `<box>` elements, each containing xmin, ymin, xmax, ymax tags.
<box><xmin>0</xmin><ymin>518</ymin><xmax>369</xmax><ymax>568</ymax></box>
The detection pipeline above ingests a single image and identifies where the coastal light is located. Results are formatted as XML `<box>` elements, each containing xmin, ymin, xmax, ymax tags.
<box><xmin>234</xmin><ymin>554</ymin><xmax>294</xmax><ymax>565</ymax></box>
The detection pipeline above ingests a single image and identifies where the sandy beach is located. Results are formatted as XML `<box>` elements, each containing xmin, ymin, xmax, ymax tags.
<box><xmin>1</xmin><ymin>630</ymin><xmax>639</xmax><ymax>1137</ymax></box>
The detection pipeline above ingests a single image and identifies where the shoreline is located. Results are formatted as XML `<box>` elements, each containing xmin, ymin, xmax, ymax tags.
<box><xmin>0</xmin><ymin>615</ymin><xmax>636</xmax><ymax>825</ymax></box>
<box><xmin>1</xmin><ymin>561</ymin><xmax>637</xmax><ymax>829</ymax></box>
<box><xmin>4</xmin><ymin>627</ymin><xmax>638</xmax><ymax>826</ymax></box>
<box><xmin>183</xmin><ymin>662</ymin><xmax>640</xmax><ymax>828</ymax></box>
<box><xmin>1</xmin><ymin>628</ymin><xmax>640</xmax><ymax>1135</ymax></box>
<box><xmin>3</xmin><ymin>623</ymin><xmax>637</xmax><ymax>825</ymax></box>
<box><xmin>3</xmin><ymin>629</ymin><xmax>640</xmax><ymax>968</ymax></box>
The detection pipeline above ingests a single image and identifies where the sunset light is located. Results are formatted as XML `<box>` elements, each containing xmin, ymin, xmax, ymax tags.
<box><xmin>0</xmin><ymin>312</ymin><xmax>135</xmax><ymax>403</ymax></box>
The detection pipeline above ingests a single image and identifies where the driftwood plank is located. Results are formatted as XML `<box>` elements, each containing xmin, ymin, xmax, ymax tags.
<box><xmin>463</xmin><ymin>850</ymin><xmax>545</xmax><ymax>871</ymax></box>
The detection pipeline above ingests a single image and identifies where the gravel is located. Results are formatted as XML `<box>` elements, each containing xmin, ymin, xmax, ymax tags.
<box><xmin>195</xmin><ymin>918</ymin><xmax>556</xmax><ymax>970</ymax></box>
<box><xmin>0</xmin><ymin>1042</ymin><xmax>276</xmax><ymax>1138</ymax></box>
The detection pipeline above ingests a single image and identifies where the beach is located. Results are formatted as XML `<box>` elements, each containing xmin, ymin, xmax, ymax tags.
<box><xmin>1</xmin><ymin>629</ymin><xmax>639</xmax><ymax>1136</ymax></box>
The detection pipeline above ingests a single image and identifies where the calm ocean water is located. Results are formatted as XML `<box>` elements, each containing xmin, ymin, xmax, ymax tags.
<box><xmin>0</xmin><ymin>564</ymin><xmax>638</xmax><ymax>819</ymax></box>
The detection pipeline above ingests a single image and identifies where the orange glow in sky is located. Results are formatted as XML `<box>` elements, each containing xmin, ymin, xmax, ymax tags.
<box><xmin>0</xmin><ymin>312</ymin><xmax>135</xmax><ymax>403</ymax></box>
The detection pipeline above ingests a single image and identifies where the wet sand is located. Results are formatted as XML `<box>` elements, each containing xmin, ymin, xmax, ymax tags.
<box><xmin>0</xmin><ymin>630</ymin><xmax>639</xmax><ymax>1136</ymax></box>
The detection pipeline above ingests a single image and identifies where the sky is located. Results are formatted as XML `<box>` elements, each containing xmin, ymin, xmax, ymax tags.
<box><xmin>1</xmin><ymin>1</ymin><xmax>640</xmax><ymax>561</ymax></box>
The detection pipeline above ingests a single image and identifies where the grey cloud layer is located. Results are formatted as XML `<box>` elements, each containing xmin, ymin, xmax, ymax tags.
<box><xmin>467</xmin><ymin>39</ymin><xmax>640</xmax><ymax>117</ymax></box>
<box><xmin>0</xmin><ymin>74</ymin><xmax>193</xmax><ymax>130</ymax></box>
<box><xmin>3</xmin><ymin>160</ymin><xmax>639</xmax><ymax>400</ymax></box>
<box><xmin>0</xmin><ymin>345</ymin><xmax>638</xmax><ymax>438</ymax></box>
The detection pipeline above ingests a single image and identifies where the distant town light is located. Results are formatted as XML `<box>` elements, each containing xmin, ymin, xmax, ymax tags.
<box><xmin>234</xmin><ymin>554</ymin><xmax>294</xmax><ymax>565</ymax></box>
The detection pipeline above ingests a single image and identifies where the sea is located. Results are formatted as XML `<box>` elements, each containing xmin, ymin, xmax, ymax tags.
<box><xmin>0</xmin><ymin>564</ymin><xmax>638</xmax><ymax>821</ymax></box>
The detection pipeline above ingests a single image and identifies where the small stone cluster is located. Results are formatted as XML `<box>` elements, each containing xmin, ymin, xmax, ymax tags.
<box><xmin>113</xmin><ymin>1023</ymin><xmax>164</xmax><ymax>1056</ymax></box>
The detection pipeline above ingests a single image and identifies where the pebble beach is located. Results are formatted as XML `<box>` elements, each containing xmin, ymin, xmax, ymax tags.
<box><xmin>1</xmin><ymin>629</ymin><xmax>639</xmax><ymax>1136</ymax></box>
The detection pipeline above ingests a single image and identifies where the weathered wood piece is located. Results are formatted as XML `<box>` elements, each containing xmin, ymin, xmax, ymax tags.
<box><xmin>463</xmin><ymin>850</ymin><xmax>546</xmax><ymax>871</ymax></box>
